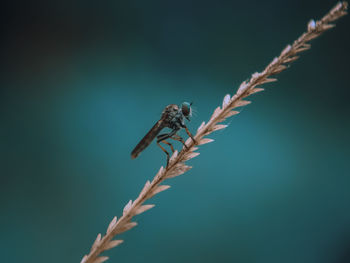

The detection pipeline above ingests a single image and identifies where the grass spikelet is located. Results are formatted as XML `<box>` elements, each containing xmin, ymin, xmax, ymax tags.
<box><xmin>92</xmin><ymin>234</ymin><xmax>101</xmax><ymax>250</ymax></box>
<box><xmin>122</xmin><ymin>200</ymin><xmax>132</xmax><ymax>215</ymax></box>
<box><xmin>284</xmin><ymin>56</ymin><xmax>299</xmax><ymax>63</ymax></box>
<box><xmin>210</xmin><ymin>106</ymin><xmax>222</xmax><ymax>120</ymax></box>
<box><xmin>115</xmin><ymin>222</ymin><xmax>137</xmax><ymax>235</ymax></box>
<box><xmin>234</xmin><ymin>100</ymin><xmax>251</xmax><ymax>107</ymax></box>
<box><xmin>134</xmin><ymin>204</ymin><xmax>155</xmax><ymax>215</ymax></box>
<box><xmin>169</xmin><ymin>150</ymin><xmax>179</xmax><ymax>163</ymax></box>
<box><xmin>211</xmin><ymin>124</ymin><xmax>228</xmax><ymax>132</ymax></box>
<box><xmin>103</xmin><ymin>240</ymin><xmax>123</xmax><ymax>250</ymax></box>
<box><xmin>140</xmin><ymin>181</ymin><xmax>151</xmax><ymax>195</ymax></box>
<box><xmin>183</xmin><ymin>151</ymin><xmax>200</xmax><ymax>161</ymax></box>
<box><xmin>197</xmin><ymin>121</ymin><xmax>206</xmax><ymax>132</ymax></box>
<box><xmin>247</xmin><ymin>88</ymin><xmax>265</xmax><ymax>96</ymax></box>
<box><xmin>147</xmin><ymin>185</ymin><xmax>171</xmax><ymax>199</ymax></box>
<box><xmin>190</xmin><ymin>147</ymin><xmax>199</xmax><ymax>152</ymax></box>
<box><xmin>198</xmin><ymin>138</ymin><xmax>214</xmax><ymax>145</ymax></box>
<box><xmin>225</xmin><ymin>110</ymin><xmax>240</xmax><ymax>118</ymax></box>
<box><xmin>106</xmin><ymin>216</ymin><xmax>117</xmax><ymax>234</ymax></box>
<box><xmin>80</xmin><ymin>2</ymin><xmax>348</xmax><ymax>262</ymax></box>
<box><xmin>222</xmin><ymin>94</ymin><xmax>231</xmax><ymax>108</ymax></box>
<box><xmin>166</xmin><ymin>164</ymin><xmax>192</xmax><ymax>179</ymax></box>
<box><xmin>94</xmin><ymin>257</ymin><xmax>109</xmax><ymax>263</ymax></box>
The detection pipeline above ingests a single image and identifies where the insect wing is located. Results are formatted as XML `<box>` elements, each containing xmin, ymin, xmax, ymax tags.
<box><xmin>131</xmin><ymin>120</ymin><xmax>165</xmax><ymax>159</ymax></box>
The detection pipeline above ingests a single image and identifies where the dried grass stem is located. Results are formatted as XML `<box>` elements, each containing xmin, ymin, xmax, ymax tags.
<box><xmin>81</xmin><ymin>2</ymin><xmax>347</xmax><ymax>263</ymax></box>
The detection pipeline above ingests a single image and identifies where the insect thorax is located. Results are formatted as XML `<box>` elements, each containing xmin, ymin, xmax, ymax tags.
<box><xmin>162</xmin><ymin>105</ymin><xmax>184</xmax><ymax>130</ymax></box>
<box><xmin>168</xmin><ymin>112</ymin><xmax>184</xmax><ymax>130</ymax></box>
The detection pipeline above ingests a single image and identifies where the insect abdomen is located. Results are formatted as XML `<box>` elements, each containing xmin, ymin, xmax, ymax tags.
<box><xmin>131</xmin><ymin>121</ymin><xmax>165</xmax><ymax>159</ymax></box>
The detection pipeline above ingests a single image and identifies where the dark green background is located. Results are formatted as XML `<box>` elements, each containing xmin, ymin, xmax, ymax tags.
<box><xmin>1</xmin><ymin>1</ymin><xmax>349</xmax><ymax>262</ymax></box>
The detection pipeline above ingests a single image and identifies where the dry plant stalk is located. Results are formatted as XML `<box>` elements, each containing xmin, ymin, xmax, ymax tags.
<box><xmin>81</xmin><ymin>2</ymin><xmax>348</xmax><ymax>263</ymax></box>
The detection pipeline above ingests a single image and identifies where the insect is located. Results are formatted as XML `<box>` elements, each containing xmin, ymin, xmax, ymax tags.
<box><xmin>131</xmin><ymin>102</ymin><xmax>196</xmax><ymax>166</ymax></box>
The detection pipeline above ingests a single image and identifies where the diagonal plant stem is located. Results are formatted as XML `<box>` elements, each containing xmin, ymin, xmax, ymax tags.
<box><xmin>81</xmin><ymin>2</ymin><xmax>348</xmax><ymax>263</ymax></box>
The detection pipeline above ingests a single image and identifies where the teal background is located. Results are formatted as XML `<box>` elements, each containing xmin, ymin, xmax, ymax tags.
<box><xmin>1</xmin><ymin>1</ymin><xmax>349</xmax><ymax>262</ymax></box>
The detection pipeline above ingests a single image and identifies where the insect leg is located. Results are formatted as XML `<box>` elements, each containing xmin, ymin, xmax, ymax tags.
<box><xmin>156</xmin><ymin>141</ymin><xmax>170</xmax><ymax>166</ymax></box>
<box><xmin>157</xmin><ymin>133</ymin><xmax>170</xmax><ymax>141</ymax></box>
<box><xmin>183</xmin><ymin>124</ymin><xmax>196</xmax><ymax>144</ymax></box>
<box><xmin>170</xmin><ymin>134</ymin><xmax>188</xmax><ymax>149</ymax></box>
<box><xmin>157</xmin><ymin>128</ymin><xmax>177</xmax><ymax>141</ymax></box>
<box><xmin>156</xmin><ymin>129</ymin><xmax>178</xmax><ymax>166</ymax></box>
<box><xmin>161</xmin><ymin>140</ymin><xmax>175</xmax><ymax>153</ymax></box>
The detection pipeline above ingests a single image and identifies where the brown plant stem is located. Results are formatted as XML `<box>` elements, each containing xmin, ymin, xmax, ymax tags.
<box><xmin>81</xmin><ymin>2</ymin><xmax>348</xmax><ymax>263</ymax></box>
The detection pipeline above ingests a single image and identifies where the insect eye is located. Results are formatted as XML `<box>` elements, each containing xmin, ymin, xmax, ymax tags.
<box><xmin>181</xmin><ymin>102</ymin><xmax>191</xmax><ymax>116</ymax></box>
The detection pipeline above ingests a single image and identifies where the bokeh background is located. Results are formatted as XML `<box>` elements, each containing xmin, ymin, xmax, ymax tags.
<box><xmin>1</xmin><ymin>0</ymin><xmax>349</xmax><ymax>262</ymax></box>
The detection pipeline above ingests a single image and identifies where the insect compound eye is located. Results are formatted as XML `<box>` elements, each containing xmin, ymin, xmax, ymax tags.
<box><xmin>181</xmin><ymin>102</ymin><xmax>191</xmax><ymax>116</ymax></box>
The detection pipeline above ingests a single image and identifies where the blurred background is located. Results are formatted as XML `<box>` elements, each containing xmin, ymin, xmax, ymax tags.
<box><xmin>1</xmin><ymin>0</ymin><xmax>349</xmax><ymax>262</ymax></box>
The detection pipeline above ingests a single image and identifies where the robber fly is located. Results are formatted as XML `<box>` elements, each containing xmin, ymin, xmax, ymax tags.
<box><xmin>131</xmin><ymin>102</ymin><xmax>196</xmax><ymax>166</ymax></box>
